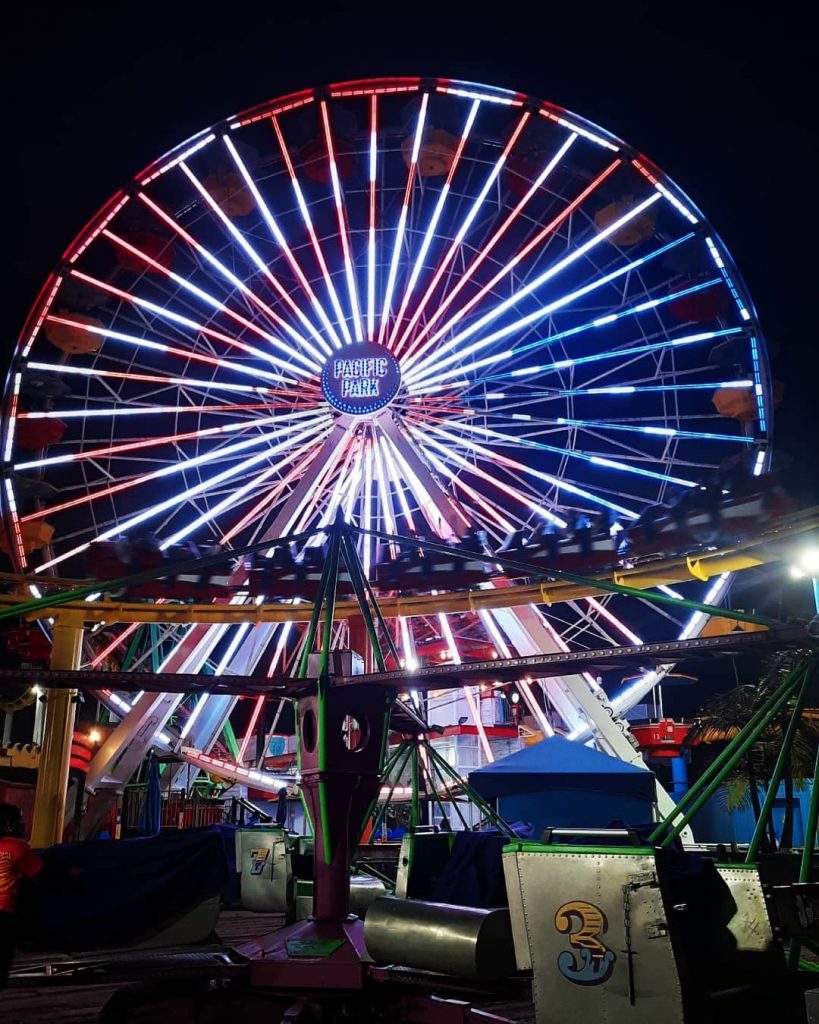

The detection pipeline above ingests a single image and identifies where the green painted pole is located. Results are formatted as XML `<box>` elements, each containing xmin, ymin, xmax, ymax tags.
<box><xmin>788</xmin><ymin>747</ymin><xmax>819</xmax><ymax>968</ymax></box>
<box><xmin>296</xmin><ymin>531</ymin><xmax>337</xmax><ymax>680</ymax></box>
<box><xmin>659</xmin><ymin>673</ymin><xmax>809</xmax><ymax>847</ymax></box>
<box><xmin>427</xmin><ymin>747</ymin><xmax>471</xmax><ymax>830</ymax></box>
<box><xmin>649</xmin><ymin>660</ymin><xmax>808</xmax><ymax>843</ymax></box>
<box><xmin>221</xmin><ymin>719</ymin><xmax>240</xmax><ymax>762</ymax></box>
<box><xmin>746</xmin><ymin>666</ymin><xmax>813</xmax><ymax>862</ymax></box>
<box><xmin>420</xmin><ymin>745</ymin><xmax>452</xmax><ymax>830</ymax></box>
<box><xmin>340</xmin><ymin>531</ymin><xmax>389</xmax><ymax>670</ymax></box>
<box><xmin>370</xmin><ymin>740</ymin><xmax>415</xmax><ymax>839</ymax></box>
<box><xmin>411</xmin><ymin>741</ymin><xmax>421</xmax><ymax>830</ymax></box>
<box><xmin>424</xmin><ymin>738</ymin><xmax>516</xmax><ymax>839</ymax></box>
<box><xmin>357</xmin><ymin>740</ymin><xmax>409</xmax><ymax>842</ymax></box>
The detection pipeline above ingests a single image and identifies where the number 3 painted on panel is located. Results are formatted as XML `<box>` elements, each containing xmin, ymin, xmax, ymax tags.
<box><xmin>554</xmin><ymin>900</ymin><xmax>616</xmax><ymax>985</ymax></box>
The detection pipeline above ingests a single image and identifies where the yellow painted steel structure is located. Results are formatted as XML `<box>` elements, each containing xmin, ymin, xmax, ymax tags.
<box><xmin>1</xmin><ymin>509</ymin><xmax>815</xmax><ymax>628</ymax></box>
<box><xmin>29</xmin><ymin>612</ymin><xmax>83</xmax><ymax>847</ymax></box>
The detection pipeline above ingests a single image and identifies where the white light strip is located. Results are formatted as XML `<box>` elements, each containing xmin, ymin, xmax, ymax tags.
<box><xmin>406</xmin><ymin>192</ymin><xmax>662</xmax><ymax>382</ymax></box>
<box><xmin>36</xmin><ymin>416</ymin><xmax>330</xmax><ymax>573</ymax></box>
<box><xmin>378</xmin><ymin>92</ymin><xmax>430</xmax><ymax>344</ymax></box>
<box><xmin>221</xmin><ymin>137</ymin><xmax>342</xmax><ymax>351</ymax></box>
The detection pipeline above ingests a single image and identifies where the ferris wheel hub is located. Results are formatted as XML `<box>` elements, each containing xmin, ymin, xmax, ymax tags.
<box><xmin>321</xmin><ymin>341</ymin><xmax>402</xmax><ymax>417</ymax></box>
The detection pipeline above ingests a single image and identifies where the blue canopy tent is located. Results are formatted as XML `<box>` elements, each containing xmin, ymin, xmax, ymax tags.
<box><xmin>137</xmin><ymin>754</ymin><xmax>162</xmax><ymax>836</ymax></box>
<box><xmin>469</xmin><ymin>735</ymin><xmax>656</xmax><ymax>839</ymax></box>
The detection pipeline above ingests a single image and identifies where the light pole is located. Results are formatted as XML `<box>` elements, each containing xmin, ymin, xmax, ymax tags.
<box><xmin>789</xmin><ymin>545</ymin><xmax>819</xmax><ymax>613</ymax></box>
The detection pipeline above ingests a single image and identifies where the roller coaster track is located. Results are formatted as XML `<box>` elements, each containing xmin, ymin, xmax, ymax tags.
<box><xmin>1</xmin><ymin>507</ymin><xmax>815</xmax><ymax>626</ymax></box>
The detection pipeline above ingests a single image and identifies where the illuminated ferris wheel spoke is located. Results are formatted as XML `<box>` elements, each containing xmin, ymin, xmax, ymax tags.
<box><xmin>174</xmin><ymin>165</ymin><xmax>335</xmax><ymax>359</ymax></box>
<box><xmin>120</xmin><ymin>202</ymin><xmax>326</xmax><ymax>371</ymax></box>
<box><xmin>25</xmin><ymin>414</ymin><xmax>328</xmax><ymax>531</ymax></box>
<box><xmin>220</xmin><ymin>441</ymin><xmax>323</xmax><ymax>545</ymax></box>
<box><xmin>376</xmin><ymin>434</ymin><xmax>415</xmax><ymax>531</ymax></box>
<box><xmin>405</xmin><ymin>230</ymin><xmax>697</xmax><ymax>390</ymax></box>
<box><xmin>13</xmin><ymin>415</ymin><xmax>293</xmax><ymax>473</ymax></box>
<box><xmin>271</xmin><ymin>116</ymin><xmax>354</xmax><ymax>347</ymax></box>
<box><xmin>315</xmin><ymin>436</ymin><xmax>363</xmax><ymax>536</ymax></box>
<box><xmin>380</xmin><ymin>430</ymin><xmax>461</xmax><ymax>539</ymax></box>
<box><xmin>476</xmin><ymin>326</ymin><xmax>745</xmax><ymax>388</ymax></box>
<box><xmin>24</xmin><ymin>361</ymin><xmax>307</xmax><ymax>400</ymax></box>
<box><xmin>436</xmin><ymin>417</ymin><xmax>697</xmax><ymax>488</ymax></box>
<box><xmin>405</xmin><ymin>191</ymin><xmax>665</xmax><ymax>385</ymax></box>
<box><xmin>491</xmin><ymin>275</ymin><xmax>727</xmax><ymax>372</ymax></box>
<box><xmin>21</xmin><ymin>401</ymin><xmax>282</xmax><ymax>420</ymax></box>
<box><xmin>415</xmin><ymin>434</ymin><xmax>565</xmax><ymax>526</ymax></box>
<box><xmin>413</xmin><ymin>269</ymin><xmax>727</xmax><ymax>391</ymax></box>
<box><xmin>62</xmin><ymin>276</ymin><xmax>315</xmax><ymax>384</ymax></box>
<box><xmin>367</xmin><ymin>94</ymin><xmax>378</xmax><ymax>341</ymax></box>
<box><xmin>160</xmin><ymin>438</ymin><xmax>325</xmax><ymax>549</ymax></box>
<box><xmin>412</xmin><ymin>422</ymin><xmax>639</xmax><ymax>519</ymax></box>
<box><xmin>401</xmin><ymin>155</ymin><xmax>621</xmax><ymax>370</ymax></box>
<box><xmin>385</xmin><ymin>98</ymin><xmax>479</xmax><ymax>349</ymax></box>
<box><xmin>392</xmin><ymin>110</ymin><xmax>531</xmax><ymax>358</ymax></box>
<box><xmin>320</xmin><ymin>100</ymin><xmax>364</xmax><ymax>341</ymax></box>
<box><xmin>377</xmin><ymin>92</ymin><xmax>430</xmax><ymax>346</ymax></box>
<box><xmin>34</xmin><ymin>416</ymin><xmax>331</xmax><ymax>573</ymax></box>
<box><xmin>400</xmin><ymin>132</ymin><xmax>578</xmax><ymax>361</ymax></box>
<box><xmin>221</xmin><ymin>135</ymin><xmax>343</xmax><ymax>351</ymax></box>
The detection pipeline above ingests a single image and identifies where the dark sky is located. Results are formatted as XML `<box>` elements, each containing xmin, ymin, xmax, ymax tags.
<box><xmin>5</xmin><ymin>2</ymin><xmax>817</xmax><ymax>505</ymax></box>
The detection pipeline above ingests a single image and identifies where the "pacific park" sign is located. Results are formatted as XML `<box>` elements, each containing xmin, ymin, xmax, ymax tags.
<box><xmin>321</xmin><ymin>342</ymin><xmax>402</xmax><ymax>415</ymax></box>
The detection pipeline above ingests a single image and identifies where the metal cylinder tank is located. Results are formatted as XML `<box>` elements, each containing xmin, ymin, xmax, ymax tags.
<box><xmin>364</xmin><ymin>896</ymin><xmax>516</xmax><ymax>980</ymax></box>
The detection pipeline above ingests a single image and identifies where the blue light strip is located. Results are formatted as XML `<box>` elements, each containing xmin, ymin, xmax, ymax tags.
<box><xmin>471</xmin><ymin>378</ymin><xmax>753</xmax><ymax>399</ymax></box>
<box><xmin>748</xmin><ymin>334</ymin><xmax>768</xmax><ymax>432</ymax></box>
<box><xmin>704</xmin><ymin>236</ymin><xmax>751</xmax><ymax>322</ymax></box>
<box><xmin>409</xmin><ymin>270</ymin><xmax>719</xmax><ymax>392</ymax></box>
<box><xmin>552</xmin><ymin>416</ymin><xmax>754</xmax><ymax>444</ymax></box>
<box><xmin>411</xmin><ymin>422</ymin><xmax>640</xmax><ymax>519</ymax></box>
<box><xmin>471</xmin><ymin>327</ymin><xmax>744</xmax><ymax>385</ymax></box>
<box><xmin>434</xmin><ymin>418</ymin><xmax>696</xmax><ymax>487</ymax></box>
<box><xmin>406</xmin><ymin>231</ymin><xmax>696</xmax><ymax>389</ymax></box>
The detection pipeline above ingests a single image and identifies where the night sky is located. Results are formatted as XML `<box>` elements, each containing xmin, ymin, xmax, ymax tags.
<box><xmin>4</xmin><ymin>3</ymin><xmax>817</xmax><ymax>689</ymax></box>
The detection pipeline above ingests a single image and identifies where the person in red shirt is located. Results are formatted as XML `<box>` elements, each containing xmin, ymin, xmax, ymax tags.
<box><xmin>0</xmin><ymin>803</ymin><xmax>43</xmax><ymax>988</ymax></box>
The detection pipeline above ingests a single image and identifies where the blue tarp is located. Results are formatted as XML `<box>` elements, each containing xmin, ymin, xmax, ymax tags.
<box><xmin>469</xmin><ymin>736</ymin><xmax>655</xmax><ymax>837</ymax></box>
<box><xmin>32</xmin><ymin>825</ymin><xmax>231</xmax><ymax>949</ymax></box>
<box><xmin>137</xmin><ymin>755</ymin><xmax>161</xmax><ymax>836</ymax></box>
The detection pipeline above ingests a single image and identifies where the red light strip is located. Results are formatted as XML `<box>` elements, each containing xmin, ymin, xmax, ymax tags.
<box><xmin>219</xmin><ymin>441</ymin><xmax>321</xmax><ymax>544</ymax></box>
<box><xmin>392</xmin><ymin>111</ymin><xmax>531</xmax><ymax>358</ymax></box>
<box><xmin>378</xmin><ymin>90</ymin><xmax>429</xmax><ymax>344</ymax></box>
<box><xmin>320</xmin><ymin>100</ymin><xmax>364</xmax><ymax>341</ymax></box>
<box><xmin>386</xmin><ymin>99</ymin><xmax>477</xmax><ymax>349</ymax></box>
<box><xmin>368</xmin><ymin>93</ymin><xmax>378</xmax><ymax>341</ymax></box>
<box><xmin>19</xmin><ymin>402</ymin><xmax>276</xmax><ymax>421</ymax></box>
<box><xmin>67</xmin><ymin>194</ymin><xmax>130</xmax><ymax>263</ymax></box>
<box><xmin>22</xmin><ymin>414</ymin><xmax>325</xmax><ymax>521</ymax></box>
<box><xmin>67</xmin><ymin>271</ymin><xmax>314</xmax><ymax>385</ymax></box>
<box><xmin>231</xmin><ymin>95</ymin><xmax>314</xmax><ymax>128</ymax></box>
<box><xmin>395</xmin><ymin>134</ymin><xmax>576</xmax><ymax>361</ymax></box>
<box><xmin>132</xmin><ymin>197</ymin><xmax>321</xmax><ymax>371</ymax></box>
<box><xmin>403</xmin><ymin>158</ymin><xmax>621</xmax><ymax>373</ymax></box>
<box><xmin>89</xmin><ymin>622</ymin><xmax>141</xmax><ymax>668</ymax></box>
<box><xmin>237</xmin><ymin>695</ymin><xmax>265</xmax><ymax>762</ymax></box>
<box><xmin>16</xmin><ymin>417</ymin><xmax>277</xmax><ymax>473</ymax></box>
<box><xmin>272</xmin><ymin>115</ymin><xmax>354</xmax><ymax>346</ymax></box>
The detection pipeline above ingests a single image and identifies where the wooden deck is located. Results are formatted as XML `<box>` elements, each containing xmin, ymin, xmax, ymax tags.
<box><xmin>0</xmin><ymin>911</ymin><xmax>534</xmax><ymax>1023</ymax></box>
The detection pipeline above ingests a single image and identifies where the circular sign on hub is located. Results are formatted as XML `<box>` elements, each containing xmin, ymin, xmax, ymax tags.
<box><xmin>321</xmin><ymin>342</ymin><xmax>402</xmax><ymax>417</ymax></box>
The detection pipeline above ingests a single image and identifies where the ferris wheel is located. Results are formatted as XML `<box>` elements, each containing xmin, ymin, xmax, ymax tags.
<box><xmin>1</xmin><ymin>77</ymin><xmax>773</xmax><ymax>770</ymax></box>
